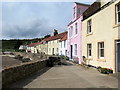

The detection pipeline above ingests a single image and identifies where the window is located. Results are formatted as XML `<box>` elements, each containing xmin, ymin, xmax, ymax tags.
<box><xmin>98</xmin><ymin>42</ymin><xmax>104</xmax><ymax>59</ymax></box>
<box><xmin>87</xmin><ymin>19</ymin><xmax>92</xmax><ymax>34</ymax></box>
<box><xmin>73</xmin><ymin>7</ymin><xmax>76</xmax><ymax>18</ymax></box>
<box><xmin>61</xmin><ymin>51</ymin><xmax>62</xmax><ymax>55</ymax></box>
<box><xmin>49</xmin><ymin>48</ymin><xmax>51</xmax><ymax>52</ymax></box>
<box><xmin>61</xmin><ymin>42</ymin><xmax>62</xmax><ymax>48</ymax></box>
<box><xmin>65</xmin><ymin>50</ymin><xmax>67</xmax><ymax>56</ymax></box>
<box><xmin>64</xmin><ymin>40</ymin><xmax>66</xmax><ymax>48</ymax></box>
<box><xmin>78</xmin><ymin>8</ymin><xmax>81</xmax><ymax>14</ymax></box>
<box><xmin>57</xmin><ymin>48</ymin><xmax>58</xmax><ymax>53</ymax></box>
<box><xmin>87</xmin><ymin>44</ymin><xmax>92</xmax><ymax>58</ymax></box>
<box><xmin>74</xmin><ymin>44</ymin><xmax>77</xmax><ymax>55</ymax></box>
<box><xmin>57</xmin><ymin>40</ymin><xmax>59</xmax><ymax>43</ymax></box>
<box><xmin>116</xmin><ymin>3</ymin><xmax>120</xmax><ymax>24</ymax></box>
<box><xmin>70</xmin><ymin>26</ymin><xmax>73</xmax><ymax>37</ymax></box>
<box><xmin>75</xmin><ymin>23</ymin><xmax>78</xmax><ymax>35</ymax></box>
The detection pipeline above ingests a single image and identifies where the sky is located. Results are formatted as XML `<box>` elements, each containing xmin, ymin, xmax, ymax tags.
<box><xmin>1</xmin><ymin>0</ymin><xmax>96</xmax><ymax>39</ymax></box>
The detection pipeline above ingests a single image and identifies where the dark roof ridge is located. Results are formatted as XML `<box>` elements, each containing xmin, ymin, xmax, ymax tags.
<box><xmin>75</xmin><ymin>2</ymin><xmax>90</xmax><ymax>6</ymax></box>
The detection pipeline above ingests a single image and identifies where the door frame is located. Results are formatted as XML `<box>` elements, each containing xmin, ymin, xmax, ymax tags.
<box><xmin>70</xmin><ymin>45</ymin><xmax>73</xmax><ymax>59</ymax></box>
<box><xmin>115</xmin><ymin>40</ymin><xmax>120</xmax><ymax>72</ymax></box>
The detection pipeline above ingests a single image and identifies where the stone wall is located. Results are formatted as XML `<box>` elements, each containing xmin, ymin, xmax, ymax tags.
<box><xmin>2</xmin><ymin>59</ymin><xmax>48</xmax><ymax>88</ymax></box>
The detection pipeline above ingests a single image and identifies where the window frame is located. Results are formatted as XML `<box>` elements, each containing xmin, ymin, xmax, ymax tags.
<box><xmin>87</xmin><ymin>44</ymin><xmax>92</xmax><ymax>58</ymax></box>
<box><xmin>98</xmin><ymin>42</ymin><xmax>104</xmax><ymax>59</ymax></box>
<box><xmin>116</xmin><ymin>2</ymin><xmax>120</xmax><ymax>24</ymax></box>
<box><xmin>87</xmin><ymin>19</ymin><xmax>92</xmax><ymax>34</ymax></box>
<box><xmin>74</xmin><ymin>44</ymin><xmax>77</xmax><ymax>56</ymax></box>
<box><xmin>75</xmin><ymin>22</ymin><xmax>78</xmax><ymax>35</ymax></box>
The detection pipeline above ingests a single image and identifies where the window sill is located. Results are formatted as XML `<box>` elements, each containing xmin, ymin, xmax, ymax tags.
<box><xmin>87</xmin><ymin>58</ymin><xmax>93</xmax><ymax>60</ymax></box>
<box><xmin>113</xmin><ymin>23</ymin><xmax>120</xmax><ymax>28</ymax></box>
<box><xmin>97</xmin><ymin>59</ymin><xmax>106</xmax><ymax>62</ymax></box>
<box><xmin>74</xmin><ymin>34</ymin><xmax>78</xmax><ymax>38</ymax></box>
<box><xmin>86</xmin><ymin>32</ymin><xmax>93</xmax><ymax>36</ymax></box>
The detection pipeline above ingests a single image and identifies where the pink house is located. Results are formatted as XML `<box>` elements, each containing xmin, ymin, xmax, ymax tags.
<box><xmin>67</xmin><ymin>2</ymin><xmax>90</xmax><ymax>64</ymax></box>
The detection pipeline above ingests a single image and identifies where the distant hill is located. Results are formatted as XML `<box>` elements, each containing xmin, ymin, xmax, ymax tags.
<box><xmin>1</xmin><ymin>38</ymin><xmax>43</xmax><ymax>52</ymax></box>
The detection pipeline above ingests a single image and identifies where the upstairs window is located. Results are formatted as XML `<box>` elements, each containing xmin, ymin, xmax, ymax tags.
<box><xmin>73</xmin><ymin>7</ymin><xmax>76</xmax><ymax>18</ymax></box>
<box><xmin>78</xmin><ymin>8</ymin><xmax>81</xmax><ymax>14</ymax></box>
<box><xmin>75</xmin><ymin>23</ymin><xmax>78</xmax><ymax>35</ymax></box>
<box><xmin>98</xmin><ymin>42</ymin><xmax>104</xmax><ymax>59</ymax></box>
<box><xmin>116</xmin><ymin>3</ymin><xmax>120</xmax><ymax>24</ymax></box>
<box><xmin>64</xmin><ymin>40</ymin><xmax>66</xmax><ymax>48</ymax></box>
<box><xmin>87</xmin><ymin>19</ymin><xmax>92</xmax><ymax>34</ymax></box>
<box><xmin>70</xmin><ymin>26</ymin><xmax>73</xmax><ymax>37</ymax></box>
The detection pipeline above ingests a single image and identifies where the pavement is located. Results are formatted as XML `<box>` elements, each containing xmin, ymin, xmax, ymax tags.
<box><xmin>10</xmin><ymin>60</ymin><xmax>118</xmax><ymax>88</ymax></box>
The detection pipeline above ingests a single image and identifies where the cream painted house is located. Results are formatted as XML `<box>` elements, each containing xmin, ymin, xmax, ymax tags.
<box><xmin>46</xmin><ymin>31</ymin><xmax>67</xmax><ymax>55</ymax></box>
<box><xmin>36</xmin><ymin>39</ymin><xmax>48</xmax><ymax>54</ymax></box>
<box><xmin>82</xmin><ymin>0</ymin><xmax>120</xmax><ymax>72</ymax></box>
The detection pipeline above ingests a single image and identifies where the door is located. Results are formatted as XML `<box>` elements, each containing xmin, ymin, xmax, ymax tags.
<box><xmin>52</xmin><ymin>48</ymin><xmax>54</xmax><ymax>55</ymax></box>
<box><xmin>70</xmin><ymin>45</ymin><xmax>73</xmax><ymax>59</ymax></box>
<box><xmin>116</xmin><ymin>40</ymin><xmax>120</xmax><ymax>72</ymax></box>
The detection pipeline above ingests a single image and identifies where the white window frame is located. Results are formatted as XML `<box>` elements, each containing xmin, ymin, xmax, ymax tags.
<box><xmin>98</xmin><ymin>42</ymin><xmax>104</xmax><ymax>59</ymax></box>
<box><xmin>74</xmin><ymin>44</ymin><xmax>77</xmax><ymax>56</ymax></box>
<box><xmin>75</xmin><ymin>23</ymin><xmax>78</xmax><ymax>35</ymax></box>
<box><xmin>61</xmin><ymin>42</ymin><xmax>62</xmax><ymax>48</ymax></box>
<box><xmin>116</xmin><ymin>3</ymin><xmax>120</xmax><ymax>24</ymax></box>
<box><xmin>64</xmin><ymin>40</ymin><xmax>66</xmax><ymax>48</ymax></box>
<box><xmin>87</xmin><ymin>19</ymin><xmax>92</xmax><ymax>34</ymax></box>
<box><xmin>57</xmin><ymin>48</ymin><xmax>58</xmax><ymax>53</ymax></box>
<box><xmin>73</xmin><ymin>7</ymin><xmax>76</xmax><ymax>18</ymax></box>
<box><xmin>87</xmin><ymin>44</ymin><xmax>92</xmax><ymax>58</ymax></box>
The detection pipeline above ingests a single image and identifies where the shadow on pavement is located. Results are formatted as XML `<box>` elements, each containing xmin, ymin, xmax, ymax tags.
<box><xmin>9</xmin><ymin>67</ymin><xmax>52</xmax><ymax>88</ymax></box>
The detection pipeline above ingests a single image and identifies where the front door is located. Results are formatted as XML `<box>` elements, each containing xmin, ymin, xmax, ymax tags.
<box><xmin>70</xmin><ymin>45</ymin><xmax>73</xmax><ymax>59</ymax></box>
<box><xmin>116</xmin><ymin>40</ymin><xmax>120</xmax><ymax>72</ymax></box>
<box><xmin>52</xmin><ymin>48</ymin><xmax>54</xmax><ymax>55</ymax></box>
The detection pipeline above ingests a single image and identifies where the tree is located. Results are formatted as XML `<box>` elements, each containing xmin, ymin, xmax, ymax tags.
<box><xmin>54</xmin><ymin>29</ymin><xmax>58</xmax><ymax>36</ymax></box>
<box><xmin>14</xmin><ymin>40</ymin><xmax>23</xmax><ymax>50</ymax></box>
<box><xmin>44</xmin><ymin>34</ymin><xmax>51</xmax><ymax>38</ymax></box>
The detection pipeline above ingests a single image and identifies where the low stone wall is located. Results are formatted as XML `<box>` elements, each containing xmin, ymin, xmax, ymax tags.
<box><xmin>2</xmin><ymin>59</ymin><xmax>49</xmax><ymax>88</ymax></box>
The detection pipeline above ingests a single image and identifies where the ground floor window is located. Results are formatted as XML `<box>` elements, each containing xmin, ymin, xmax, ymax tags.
<box><xmin>87</xmin><ymin>44</ymin><xmax>92</xmax><ymax>58</ymax></box>
<box><xmin>65</xmin><ymin>50</ymin><xmax>67</xmax><ymax>56</ymax></box>
<box><xmin>98</xmin><ymin>42</ymin><xmax>104</xmax><ymax>59</ymax></box>
<box><xmin>74</xmin><ymin>44</ymin><xmax>77</xmax><ymax>55</ymax></box>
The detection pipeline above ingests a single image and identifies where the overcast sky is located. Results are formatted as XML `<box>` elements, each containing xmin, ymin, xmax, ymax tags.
<box><xmin>1</xmin><ymin>1</ymin><xmax>95</xmax><ymax>39</ymax></box>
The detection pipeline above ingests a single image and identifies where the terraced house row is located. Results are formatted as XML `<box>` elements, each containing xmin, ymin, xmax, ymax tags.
<box><xmin>25</xmin><ymin>0</ymin><xmax>120</xmax><ymax>73</ymax></box>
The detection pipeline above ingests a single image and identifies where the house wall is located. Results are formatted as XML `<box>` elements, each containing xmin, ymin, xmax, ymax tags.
<box><xmin>67</xmin><ymin>3</ymin><xmax>89</xmax><ymax>64</ymax></box>
<box><xmin>36</xmin><ymin>43</ymin><xmax>48</xmax><ymax>54</ymax></box>
<box><xmin>82</xmin><ymin>0</ymin><xmax>120</xmax><ymax>72</ymax></box>
<box><xmin>48</xmin><ymin>39</ymin><xmax>60</xmax><ymax>55</ymax></box>
<box><xmin>67</xmin><ymin>17</ymin><xmax>82</xmax><ymax>64</ymax></box>
<box><xmin>59</xmin><ymin>40</ymin><xmax>67</xmax><ymax>56</ymax></box>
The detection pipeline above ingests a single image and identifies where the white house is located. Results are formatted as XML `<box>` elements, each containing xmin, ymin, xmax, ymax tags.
<box><xmin>59</xmin><ymin>32</ymin><xmax>68</xmax><ymax>56</ymax></box>
<box><xmin>19</xmin><ymin>45</ymin><xmax>27</xmax><ymax>50</ymax></box>
<box><xmin>26</xmin><ymin>43</ymin><xmax>37</xmax><ymax>53</ymax></box>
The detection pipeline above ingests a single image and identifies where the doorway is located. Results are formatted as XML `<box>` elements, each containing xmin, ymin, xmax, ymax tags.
<box><xmin>70</xmin><ymin>45</ymin><xmax>73</xmax><ymax>59</ymax></box>
<box><xmin>116</xmin><ymin>40</ymin><xmax>120</xmax><ymax>72</ymax></box>
<box><xmin>52</xmin><ymin>48</ymin><xmax>54</xmax><ymax>55</ymax></box>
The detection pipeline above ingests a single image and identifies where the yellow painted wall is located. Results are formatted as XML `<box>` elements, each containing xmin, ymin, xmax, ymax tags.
<box><xmin>48</xmin><ymin>39</ymin><xmax>60</xmax><ymax>55</ymax></box>
<box><xmin>82</xmin><ymin>1</ymin><xmax>120</xmax><ymax>72</ymax></box>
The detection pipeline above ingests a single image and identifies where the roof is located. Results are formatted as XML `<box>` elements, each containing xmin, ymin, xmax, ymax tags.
<box><xmin>28</xmin><ymin>43</ymin><xmax>37</xmax><ymax>47</ymax></box>
<box><xmin>45</xmin><ymin>31</ymin><xmax>67</xmax><ymax>42</ymax></box>
<box><xmin>83</xmin><ymin>1</ymin><xmax>101</xmax><ymax>20</ymax></box>
<box><xmin>37</xmin><ymin>39</ymin><xmax>45</xmax><ymax>45</ymax></box>
<box><xmin>60</xmin><ymin>32</ymin><xmax>68</xmax><ymax>42</ymax></box>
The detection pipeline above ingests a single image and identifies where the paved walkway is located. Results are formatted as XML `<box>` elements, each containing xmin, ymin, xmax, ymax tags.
<box><xmin>10</xmin><ymin>64</ymin><xmax>118</xmax><ymax>88</ymax></box>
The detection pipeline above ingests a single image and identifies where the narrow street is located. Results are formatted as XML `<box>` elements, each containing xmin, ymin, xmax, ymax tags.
<box><xmin>10</xmin><ymin>61</ymin><xmax>118</xmax><ymax>88</ymax></box>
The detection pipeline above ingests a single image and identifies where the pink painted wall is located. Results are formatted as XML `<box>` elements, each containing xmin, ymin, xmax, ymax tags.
<box><xmin>67</xmin><ymin>2</ymin><xmax>89</xmax><ymax>64</ymax></box>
